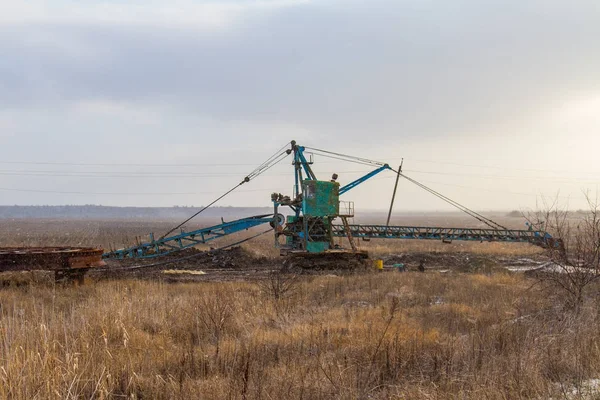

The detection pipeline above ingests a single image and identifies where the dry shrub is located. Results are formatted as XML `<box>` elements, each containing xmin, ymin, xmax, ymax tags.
<box><xmin>0</xmin><ymin>271</ymin><xmax>599</xmax><ymax>399</ymax></box>
<box><xmin>257</xmin><ymin>271</ymin><xmax>299</xmax><ymax>301</ymax></box>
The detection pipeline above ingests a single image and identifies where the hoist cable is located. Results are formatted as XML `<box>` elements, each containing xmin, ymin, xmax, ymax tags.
<box><xmin>246</xmin><ymin>142</ymin><xmax>293</xmax><ymax>180</ymax></box>
<box><xmin>398</xmin><ymin>172</ymin><xmax>508</xmax><ymax>230</ymax></box>
<box><xmin>158</xmin><ymin>142</ymin><xmax>291</xmax><ymax>239</ymax></box>
<box><xmin>400</xmin><ymin>173</ymin><xmax>500</xmax><ymax>229</ymax></box>
<box><xmin>307</xmin><ymin>152</ymin><xmax>380</xmax><ymax>167</ymax></box>
<box><xmin>159</xmin><ymin>185</ymin><xmax>246</xmax><ymax>240</ymax></box>
<box><xmin>303</xmin><ymin>146</ymin><xmax>386</xmax><ymax>167</ymax></box>
<box><xmin>246</xmin><ymin>151</ymin><xmax>290</xmax><ymax>180</ymax></box>
<box><xmin>292</xmin><ymin>145</ymin><xmax>507</xmax><ymax>231</ymax></box>
<box><xmin>400</xmin><ymin>173</ymin><xmax>507</xmax><ymax>230</ymax></box>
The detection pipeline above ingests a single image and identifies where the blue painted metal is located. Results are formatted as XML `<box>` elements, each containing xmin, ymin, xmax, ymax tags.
<box><xmin>103</xmin><ymin>215</ymin><xmax>273</xmax><ymax>259</ymax></box>
<box><xmin>295</xmin><ymin>145</ymin><xmax>317</xmax><ymax>181</ymax></box>
<box><xmin>339</xmin><ymin>164</ymin><xmax>392</xmax><ymax>195</ymax></box>
<box><xmin>103</xmin><ymin>141</ymin><xmax>561</xmax><ymax>262</ymax></box>
<box><xmin>331</xmin><ymin>223</ymin><xmax>559</xmax><ymax>248</ymax></box>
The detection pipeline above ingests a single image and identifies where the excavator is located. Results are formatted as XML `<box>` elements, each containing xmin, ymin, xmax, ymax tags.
<box><xmin>103</xmin><ymin>141</ymin><xmax>560</xmax><ymax>261</ymax></box>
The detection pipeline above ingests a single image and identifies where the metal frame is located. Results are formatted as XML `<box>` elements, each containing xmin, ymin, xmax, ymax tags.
<box><xmin>339</xmin><ymin>164</ymin><xmax>391</xmax><ymax>195</ymax></box>
<box><xmin>273</xmin><ymin>141</ymin><xmax>397</xmax><ymax>254</ymax></box>
<box><xmin>331</xmin><ymin>223</ymin><xmax>554</xmax><ymax>246</ymax></box>
<box><xmin>102</xmin><ymin>140</ymin><xmax>561</xmax><ymax>261</ymax></box>
<box><xmin>103</xmin><ymin>215</ymin><xmax>273</xmax><ymax>259</ymax></box>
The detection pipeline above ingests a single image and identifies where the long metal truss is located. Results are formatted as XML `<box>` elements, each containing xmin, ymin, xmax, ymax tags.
<box><xmin>331</xmin><ymin>224</ymin><xmax>553</xmax><ymax>247</ymax></box>
<box><xmin>103</xmin><ymin>215</ymin><xmax>273</xmax><ymax>259</ymax></box>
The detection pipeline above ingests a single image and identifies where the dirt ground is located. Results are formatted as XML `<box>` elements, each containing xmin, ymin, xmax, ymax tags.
<box><xmin>94</xmin><ymin>247</ymin><xmax>280</xmax><ymax>282</ymax></box>
<box><xmin>0</xmin><ymin>215</ymin><xmax>551</xmax><ymax>284</ymax></box>
<box><xmin>85</xmin><ymin>245</ymin><xmax>551</xmax><ymax>284</ymax></box>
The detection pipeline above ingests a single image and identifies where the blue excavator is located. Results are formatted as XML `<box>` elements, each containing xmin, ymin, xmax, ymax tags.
<box><xmin>103</xmin><ymin>141</ymin><xmax>560</xmax><ymax>261</ymax></box>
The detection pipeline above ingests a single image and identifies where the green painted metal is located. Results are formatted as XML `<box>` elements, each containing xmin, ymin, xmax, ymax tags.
<box><xmin>302</xmin><ymin>180</ymin><xmax>339</xmax><ymax>217</ymax></box>
<box><xmin>306</xmin><ymin>241</ymin><xmax>330</xmax><ymax>253</ymax></box>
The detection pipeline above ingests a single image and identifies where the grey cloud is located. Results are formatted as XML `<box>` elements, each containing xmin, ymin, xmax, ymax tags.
<box><xmin>1</xmin><ymin>0</ymin><xmax>599</xmax><ymax>146</ymax></box>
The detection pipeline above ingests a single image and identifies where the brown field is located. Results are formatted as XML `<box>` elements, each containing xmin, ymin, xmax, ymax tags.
<box><xmin>0</xmin><ymin>216</ymin><xmax>598</xmax><ymax>399</ymax></box>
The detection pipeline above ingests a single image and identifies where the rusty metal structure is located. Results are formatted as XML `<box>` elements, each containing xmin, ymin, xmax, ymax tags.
<box><xmin>103</xmin><ymin>140</ymin><xmax>560</xmax><ymax>263</ymax></box>
<box><xmin>0</xmin><ymin>140</ymin><xmax>561</xmax><ymax>277</ymax></box>
<box><xmin>0</xmin><ymin>247</ymin><xmax>105</xmax><ymax>282</ymax></box>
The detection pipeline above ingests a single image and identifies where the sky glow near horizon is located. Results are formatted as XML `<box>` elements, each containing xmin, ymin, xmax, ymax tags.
<box><xmin>0</xmin><ymin>0</ymin><xmax>599</xmax><ymax>212</ymax></box>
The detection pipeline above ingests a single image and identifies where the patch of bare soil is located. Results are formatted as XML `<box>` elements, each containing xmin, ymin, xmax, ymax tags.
<box><xmin>90</xmin><ymin>248</ymin><xmax>551</xmax><ymax>283</ymax></box>
<box><xmin>93</xmin><ymin>247</ymin><xmax>281</xmax><ymax>282</ymax></box>
<box><xmin>382</xmin><ymin>252</ymin><xmax>549</xmax><ymax>273</ymax></box>
<box><xmin>95</xmin><ymin>247</ymin><xmax>374</xmax><ymax>282</ymax></box>
<box><xmin>282</xmin><ymin>253</ymin><xmax>369</xmax><ymax>272</ymax></box>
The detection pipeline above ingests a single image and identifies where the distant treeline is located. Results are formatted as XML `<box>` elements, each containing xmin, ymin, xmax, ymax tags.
<box><xmin>0</xmin><ymin>205</ymin><xmax>273</xmax><ymax>220</ymax></box>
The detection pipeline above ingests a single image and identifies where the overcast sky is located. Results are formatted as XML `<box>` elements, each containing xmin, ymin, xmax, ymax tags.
<box><xmin>1</xmin><ymin>0</ymin><xmax>599</xmax><ymax>213</ymax></box>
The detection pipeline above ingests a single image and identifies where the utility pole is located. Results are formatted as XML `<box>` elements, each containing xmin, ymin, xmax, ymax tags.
<box><xmin>386</xmin><ymin>159</ymin><xmax>403</xmax><ymax>228</ymax></box>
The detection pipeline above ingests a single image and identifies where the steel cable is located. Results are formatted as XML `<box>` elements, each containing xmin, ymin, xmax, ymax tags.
<box><xmin>158</xmin><ymin>142</ymin><xmax>291</xmax><ymax>239</ymax></box>
<box><xmin>303</xmin><ymin>146</ymin><xmax>386</xmax><ymax>167</ymax></box>
<box><xmin>305</xmin><ymin>152</ymin><xmax>380</xmax><ymax>167</ymax></box>
<box><xmin>398</xmin><ymin>172</ymin><xmax>508</xmax><ymax>230</ymax></box>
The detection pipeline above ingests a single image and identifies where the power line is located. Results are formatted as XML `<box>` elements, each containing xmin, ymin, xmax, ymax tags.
<box><xmin>0</xmin><ymin>187</ymin><xmax>290</xmax><ymax>196</ymax></box>
<box><xmin>0</xmin><ymin>169</ymin><xmax>270</xmax><ymax>175</ymax></box>
<box><xmin>0</xmin><ymin>153</ymin><xmax>361</xmax><ymax>168</ymax></box>
<box><xmin>373</xmin><ymin>175</ymin><xmax>593</xmax><ymax>202</ymax></box>
<box><xmin>0</xmin><ymin>172</ymin><xmax>284</xmax><ymax>179</ymax></box>
<box><xmin>1</xmin><ymin>156</ymin><xmax>596</xmax><ymax>178</ymax></box>
<box><xmin>0</xmin><ymin>164</ymin><xmax>597</xmax><ymax>184</ymax></box>
<box><xmin>386</xmin><ymin>169</ymin><xmax>600</xmax><ymax>187</ymax></box>
<box><xmin>0</xmin><ymin>161</ymin><xmax>265</xmax><ymax>167</ymax></box>
<box><xmin>407</xmin><ymin>179</ymin><xmax>590</xmax><ymax>202</ymax></box>
<box><xmin>399</xmin><ymin>157</ymin><xmax>600</xmax><ymax>177</ymax></box>
<box><xmin>0</xmin><ymin>172</ymin><xmax>595</xmax><ymax>198</ymax></box>
<box><xmin>0</xmin><ymin>168</ymin><xmax>384</xmax><ymax>179</ymax></box>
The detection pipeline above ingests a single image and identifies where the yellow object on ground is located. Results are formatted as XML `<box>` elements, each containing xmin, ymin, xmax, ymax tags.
<box><xmin>162</xmin><ymin>270</ymin><xmax>206</xmax><ymax>275</ymax></box>
<box><xmin>373</xmin><ymin>259</ymin><xmax>383</xmax><ymax>270</ymax></box>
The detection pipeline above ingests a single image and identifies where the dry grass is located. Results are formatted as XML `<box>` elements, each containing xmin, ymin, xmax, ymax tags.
<box><xmin>0</xmin><ymin>216</ymin><xmax>590</xmax><ymax>398</ymax></box>
<box><xmin>1</xmin><ymin>271</ymin><xmax>599</xmax><ymax>399</ymax></box>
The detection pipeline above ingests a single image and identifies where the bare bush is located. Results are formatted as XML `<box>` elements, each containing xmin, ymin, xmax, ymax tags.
<box><xmin>525</xmin><ymin>194</ymin><xmax>600</xmax><ymax>310</ymax></box>
<box><xmin>195</xmin><ymin>288</ymin><xmax>234</xmax><ymax>356</ymax></box>
<box><xmin>257</xmin><ymin>270</ymin><xmax>298</xmax><ymax>301</ymax></box>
